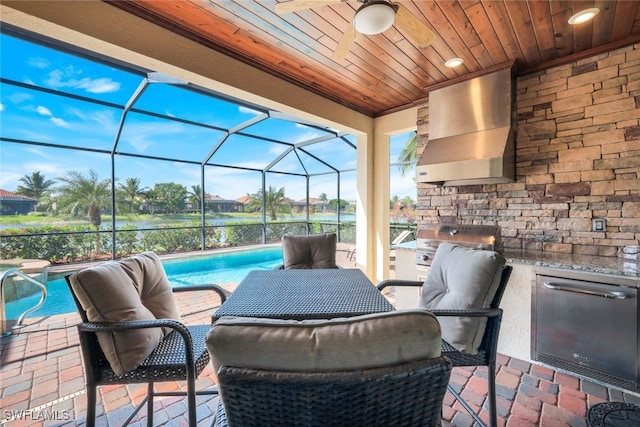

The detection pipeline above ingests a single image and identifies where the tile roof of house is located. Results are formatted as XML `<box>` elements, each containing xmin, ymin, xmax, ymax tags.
<box><xmin>0</xmin><ymin>189</ymin><xmax>37</xmax><ymax>201</ymax></box>
<box><xmin>205</xmin><ymin>194</ymin><xmax>239</xmax><ymax>203</ymax></box>
<box><xmin>235</xmin><ymin>195</ymin><xmax>252</xmax><ymax>204</ymax></box>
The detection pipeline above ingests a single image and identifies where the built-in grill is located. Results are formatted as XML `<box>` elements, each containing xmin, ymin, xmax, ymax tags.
<box><xmin>416</xmin><ymin>224</ymin><xmax>502</xmax><ymax>267</ymax></box>
<box><xmin>395</xmin><ymin>223</ymin><xmax>503</xmax><ymax>307</ymax></box>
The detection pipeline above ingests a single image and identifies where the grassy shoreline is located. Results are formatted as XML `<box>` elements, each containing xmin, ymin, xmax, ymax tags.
<box><xmin>0</xmin><ymin>211</ymin><xmax>358</xmax><ymax>226</ymax></box>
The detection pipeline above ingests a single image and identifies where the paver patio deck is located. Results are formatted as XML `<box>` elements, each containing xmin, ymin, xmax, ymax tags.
<box><xmin>2</xmin><ymin>248</ymin><xmax>640</xmax><ymax>426</ymax></box>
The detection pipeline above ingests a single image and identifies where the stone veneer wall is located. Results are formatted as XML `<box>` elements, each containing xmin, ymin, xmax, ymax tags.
<box><xmin>416</xmin><ymin>45</ymin><xmax>640</xmax><ymax>256</ymax></box>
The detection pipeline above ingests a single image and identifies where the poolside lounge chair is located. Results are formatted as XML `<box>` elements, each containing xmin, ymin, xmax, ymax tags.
<box><xmin>65</xmin><ymin>251</ymin><xmax>228</xmax><ymax>427</ymax></box>
<box><xmin>391</xmin><ymin>229</ymin><xmax>414</xmax><ymax>248</ymax></box>
<box><xmin>347</xmin><ymin>229</ymin><xmax>414</xmax><ymax>262</ymax></box>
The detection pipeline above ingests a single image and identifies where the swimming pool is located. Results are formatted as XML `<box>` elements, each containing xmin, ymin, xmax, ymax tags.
<box><xmin>5</xmin><ymin>246</ymin><xmax>283</xmax><ymax>318</ymax></box>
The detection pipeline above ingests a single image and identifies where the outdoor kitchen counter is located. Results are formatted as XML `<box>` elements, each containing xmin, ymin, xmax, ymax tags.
<box><xmin>503</xmin><ymin>249</ymin><xmax>639</xmax><ymax>280</ymax></box>
<box><xmin>393</xmin><ymin>242</ymin><xmax>640</xmax><ymax>363</ymax></box>
<box><xmin>394</xmin><ymin>240</ymin><xmax>639</xmax><ymax>280</ymax></box>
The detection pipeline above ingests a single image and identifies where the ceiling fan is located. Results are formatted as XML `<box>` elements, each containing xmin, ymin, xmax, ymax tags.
<box><xmin>274</xmin><ymin>0</ymin><xmax>437</xmax><ymax>60</ymax></box>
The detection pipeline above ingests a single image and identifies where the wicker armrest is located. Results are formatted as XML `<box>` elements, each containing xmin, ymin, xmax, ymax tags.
<box><xmin>78</xmin><ymin>318</ymin><xmax>197</xmax><ymax>363</ymax></box>
<box><xmin>429</xmin><ymin>307</ymin><xmax>503</xmax><ymax>318</ymax></box>
<box><xmin>172</xmin><ymin>283</ymin><xmax>228</xmax><ymax>303</ymax></box>
<box><xmin>377</xmin><ymin>279</ymin><xmax>423</xmax><ymax>291</ymax></box>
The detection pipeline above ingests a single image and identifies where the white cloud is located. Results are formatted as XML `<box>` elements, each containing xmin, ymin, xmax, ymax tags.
<box><xmin>120</xmin><ymin>120</ymin><xmax>185</xmax><ymax>153</ymax></box>
<box><xmin>66</xmin><ymin>107</ymin><xmax>116</xmax><ymax>129</ymax></box>
<box><xmin>77</xmin><ymin>77</ymin><xmax>120</xmax><ymax>94</ymax></box>
<box><xmin>290</xmin><ymin>129</ymin><xmax>324</xmax><ymax>144</ymax></box>
<box><xmin>50</xmin><ymin>117</ymin><xmax>70</xmax><ymax>128</ymax></box>
<box><xmin>238</xmin><ymin>106</ymin><xmax>262</xmax><ymax>116</ymax></box>
<box><xmin>28</xmin><ymin>57</ymin><xmax>49</xmax><ymax>69</ymax></box>
<box><xmin>0</xmin><ymin>103</ymin><xmax>4</xmax><ymax>112</ymax></box>
<box><xmin>36</xmin><ymin>105</ymin><xmax>52</xmax><ymax>116</ymax></box>
<box><xmin>45</xmin><ymin>67</ymin><xmax>120</xmax><ymax>94</ymax></box>
<box><xmin>89</xmin><ymin>110</ymin><xmax>117</xmax><ymax>128</ymax></box>
<box><xmin>9</xmin><ymin>92</ymin><xmax>33</xmax><ymax>104</ymax></box>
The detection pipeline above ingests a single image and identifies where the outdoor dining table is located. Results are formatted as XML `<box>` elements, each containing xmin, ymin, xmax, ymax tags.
<box><xmin>212</xmin><ymin>268</ymin><xmax>395</xmax><ymax>321</ymax></box>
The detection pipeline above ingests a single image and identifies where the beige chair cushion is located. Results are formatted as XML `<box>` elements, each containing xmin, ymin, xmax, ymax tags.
<box><xmin>419</xmin><ymin>243</ymin><xmax>506</xmax><ymax>355</ymax></box>
<box><xmin>68</xmin><ymin>251</ymin><xmax>181</xmax><ymax>376</ymax></box>
<box><xmin>206</xmin><ymin>309</ymin><xmax>441</xmax><ymax>373</ymax></box>
<box><xmin>282</xmin><ymin>233</ymin><xmax>337</xmax><ymax>269</ymax></box>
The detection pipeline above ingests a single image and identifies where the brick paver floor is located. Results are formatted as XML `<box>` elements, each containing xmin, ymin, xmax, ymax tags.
<box><xmin>2</xmin><ymin>248</ymin><xmax>640</xmax><ymax>426</ymax></box>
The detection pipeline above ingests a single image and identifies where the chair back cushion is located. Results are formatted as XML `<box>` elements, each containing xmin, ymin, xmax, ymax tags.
<box><xmin>206</xmin><ymin>309</ymin><xmax>441</xmax><ymax>373</ymax></box>
<box><xmin>282</xmin><ymin>233</ymin><xmax>337</xmax><ymax>269</ymax></box>
<box><xmin>68</xmin><ymin>251</ymin><xmax>181</xmax><ymax>376</ymax></box>
<box><xmin>419</xmin><ymin>243</ymin><xmax>506</xmax><ymax>354</ymax></box>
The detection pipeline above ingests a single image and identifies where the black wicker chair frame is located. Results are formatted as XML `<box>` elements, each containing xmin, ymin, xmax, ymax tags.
<box><xmin>377</xmin><ymin>265</ymin><xmax>513</xmax><ymax>427</ymax></box>
<box><xmin>214</xmin><ymin>357</ymin><xmax>452</xmax><ymax>427</ymax></box>
<box><xmin>65</xmin><ymin>277</ymin><xmax>227</xmax><ymax>427</ymax></box>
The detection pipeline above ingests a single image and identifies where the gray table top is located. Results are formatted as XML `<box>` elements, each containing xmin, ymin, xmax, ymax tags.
<box><xmin>212</xmin><ymin>268</ymin><xmax>394</xmax><ymax>321</ymax></box>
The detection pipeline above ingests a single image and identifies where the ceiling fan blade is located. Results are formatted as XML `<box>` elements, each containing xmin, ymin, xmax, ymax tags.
<box><xmin>394</xmin><ymin>3</ymin><xmax>437</xmax><ymax>48</ymax></box>
<box><xmin>274</xmin><ymin>0</ymin><xmax>345</xmax><ymax>14</ymax></box>
<box><xmin>333</xmin><ymin>19</ymin><xmax>356</xmax><ymax>60</ymax></box>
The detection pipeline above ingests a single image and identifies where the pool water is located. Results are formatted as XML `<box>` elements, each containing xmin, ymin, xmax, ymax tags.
<box><xmin>5</xmin><ymin>246</ymin><xmax>283</xmax><ymax>318</ymax></box>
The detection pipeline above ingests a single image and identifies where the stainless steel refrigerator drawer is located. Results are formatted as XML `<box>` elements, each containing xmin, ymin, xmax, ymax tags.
<box><xmin>533</xmin><ymin>272</ymin><xmax>638</xmax><ymax>388</ymax></box>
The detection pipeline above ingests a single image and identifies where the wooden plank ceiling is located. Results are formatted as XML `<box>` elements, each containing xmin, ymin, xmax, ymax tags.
<box><xmin>108</xmin><ymin>0</ymin><xmax>640</xmax><ymax>117</ymax></box>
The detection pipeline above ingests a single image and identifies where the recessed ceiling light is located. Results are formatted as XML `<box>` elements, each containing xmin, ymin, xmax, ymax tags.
<box><xmin>568</xmin><ymin>8</ymin><xmax>600</xmax><ymax>25</ymax></box>
<box><xmin>445</xmin><ymin>58</ymin><xmax>464</xmax><ymax>68</ymax></box>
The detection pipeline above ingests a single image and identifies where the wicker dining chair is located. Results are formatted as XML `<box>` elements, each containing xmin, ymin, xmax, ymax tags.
<box><xmin>378</xmin><ymin>243</ymin><xmax>513</xmax><ymax>427</ymax></box>
<box><xmin>65</xmin><ymin>251</ymin><xmax>228</xmax><ymax>427</ymax></box>
<box><xmin>206</xmin><ymin>310</ymin><xmax>452</xmax><ymax>427</ymax></box>
<box><xmin>275</xmin><ymin>232</ymin><xmax>341</xmax><ymax>269</ymax></box>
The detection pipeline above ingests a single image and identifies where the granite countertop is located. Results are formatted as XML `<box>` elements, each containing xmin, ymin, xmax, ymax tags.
<box><xmin>394</xmin><ymin>240</ymin><xmax>639</xmax><ymax>280</ymax></box>
<box><xmin>503</xmin><ymin>249</ymin><xmax>639</xmax><ymax>279</ymax></box>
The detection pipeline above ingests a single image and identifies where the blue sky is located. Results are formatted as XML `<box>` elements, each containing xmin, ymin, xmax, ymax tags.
<box><xmin>1</xmin><ymin>32</ymin><xmax>415</xmax><ymax>202</ymax></box>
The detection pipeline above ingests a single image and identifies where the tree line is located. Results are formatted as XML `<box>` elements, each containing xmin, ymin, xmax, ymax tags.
<box><xmin>12</xmin><ymin>170</ymin><xmax>357</xmax><ymax>228</ymax></box>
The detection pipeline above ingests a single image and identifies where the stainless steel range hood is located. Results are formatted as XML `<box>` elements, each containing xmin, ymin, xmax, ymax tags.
<box><xmin>416</xmin><ymin>67</ymin><xmax>516</xmax><ymax>186</ymax></box>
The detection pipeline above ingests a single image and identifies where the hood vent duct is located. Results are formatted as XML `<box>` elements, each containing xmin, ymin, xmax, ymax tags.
<box><xmin>416</xmin><ymin>67</ymin><xmax>516</xmax><ymax>186</ymax></box>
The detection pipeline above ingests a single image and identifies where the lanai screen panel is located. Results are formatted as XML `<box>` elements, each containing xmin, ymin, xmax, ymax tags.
<box><xmin>268</xmin><ymin>149</ymin><xmax>335</xmax><ymax>175</ymax></box>
<box><xmin>241</xmin><ymin>117</ymin><xmax>331</xmax><ymax>144</ymax></box>
<box><xmin>132</xmin><ymin>83</ymin><xmax>264</xmax><ymax>129</ymax></box>
<box><xmin>302</xmin><ymin>137</ymin><xmax>357</xmax><ymax>172</ymax></box>
<box><xmin>208</xmin><ymin>133</ymin><xmax>289</xmax><ymax>170</ymax></box>
<box><xmin>1</xmin><ymin>33</ymin><xmax>144</xmax><ymax>105</ymax></box>
<box><xmin>204</xmin><ymin>165</ymin><xmax>262</xmax><ymax>203</ymax></box>
<box><xmin>117</xmin><ymin>112</ymin><xmax>226</xmax><ymax>162</ymax></box>
<box><xmin>0</xmin><ymin>82</ymin><xmax>121</xmax><ymax>151</ymax></box>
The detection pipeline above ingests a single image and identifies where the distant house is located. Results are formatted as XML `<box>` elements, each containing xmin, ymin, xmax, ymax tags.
<box><xmin>235</xmin><ymin>195</ymin><xmax>252</xmax><ymax>213</ymax></box>
<box><xmin>305</xmin><ymin>197</ymin><xmax>330</xmax><ymax>213</ymax></box>
<box><xmin>206</xmin><ymin>194</ymin><xmax>242</xmax><ymax>213</ymax></box>
<box><xmin>290</xmin><ymin>198</ymin><xmax>306</xmax><ymax>213</ymax></box>
<box><xmin>0</xmin><ymin>189</ymin><xmax>37</xmax><ymax>215</ymax></box>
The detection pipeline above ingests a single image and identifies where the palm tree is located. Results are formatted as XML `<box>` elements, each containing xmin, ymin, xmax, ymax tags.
<box><xmin>117</xmin><ymin>177</ymin><xmax>146</xmax><ymax>214</ymax></box>
<box><xmin>153</xmin><ymin>182</ymin><xmax>187</xmax><ymax>214</ymax></box>
<box><xmin>15</xmin><ymin>171</ymin><xmax>55</xmax><ymax>211</ymax></box>
<box><xmin>56</xmin><ymin>170</ymin><xmax>111</xmax><ymax>229</ymax></box>
<box><xmin>246</xmin><ymin>185</ymin><xmax>291</xmax><ymax>220</ymax></box>
<box><xmin>187</xmin><ymin>185</ymin><xmax>202</xmax><ymax>213</ymax></box>
<box><xmin>397</xmin><ymin>131</ymin><xmax>418</xmax><ymax>177</ymax></box>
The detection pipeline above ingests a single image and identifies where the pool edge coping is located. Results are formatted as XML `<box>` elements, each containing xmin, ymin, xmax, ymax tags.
<box><xmin>46</xmin><ymin>243</ymin><xmax>283</xmax><ymax>281</ymax></box>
